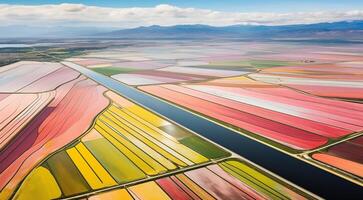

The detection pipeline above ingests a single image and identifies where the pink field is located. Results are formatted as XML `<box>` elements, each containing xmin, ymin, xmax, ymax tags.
<box><xmin>140</xmin><ymin>85</ymin><xmax>328</xmax><ymax>150</ymax></box>
<box><xmin>20</xmin><ymin>67</ymin><xmax>80</xmax><ymax>92</ymax></box>
<box><xmin>250</xmin><ymin>62</ymin><xmax>363</xmax><ymax>99</ymax></box>
<box><xmin>163</xmin><ymin>85</ymin><xmax>350</xmax><ymax>137</ymax></box>
<box><xmin>284</xmin><ymin>85</ymin><xmax>363</xmax><ymax>99</ymax></box>
<box><xmin>184</xmin><ymin>167</ymin><xmax>264</xmax><ymax>199</ymax></box>
<box><xmin>0</xmin><ymin>93</ymin><xmax>53</xmax><ymax>150</ymax></box>
<box><xmin>0</xmin><ymin>62</ymin><xmax>63</xmax><ymax>92</ymax></box>
<box><xmin>0</xmin><ymin>78</ymin><xmax>109</xmax><ymax>196</ymax></box>
<box><xmin>156</xmin><ymin>178</ymin><xmax>194</xmax><ymax>200</ymax></box>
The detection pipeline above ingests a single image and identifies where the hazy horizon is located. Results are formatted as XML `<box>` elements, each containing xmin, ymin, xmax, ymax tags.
<box><xmin>0</xmin><ymin>1</ymin><xmax>362</xmax><ymax>37</ymax></box>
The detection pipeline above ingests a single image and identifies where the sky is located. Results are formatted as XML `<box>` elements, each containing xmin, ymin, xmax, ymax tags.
<box><xmin>2</xmin><ymin>0</ymin><xmax>363</xmax><ymax>12</ymax></box>
<box><xmin>0</xmin><ymin>0</ymin><xmax>362</xmax><ymax>28</ymax></box>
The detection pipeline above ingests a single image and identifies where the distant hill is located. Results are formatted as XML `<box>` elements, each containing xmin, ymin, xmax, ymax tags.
<box><xmin>100</xmin><ymin>20</ymin><xmax>363</xmax><ymax>40</ymax></box>
<box><xmin>1</xmin><ymin>20</ymin><xmax>361</xmax><ymax>40</ymax></box>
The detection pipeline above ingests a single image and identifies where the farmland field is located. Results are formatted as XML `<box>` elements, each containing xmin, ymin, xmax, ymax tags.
<box><xmin>1</xmin><ymin>39</ymin><xmax>362</xmax><ymax>199</ymax></box>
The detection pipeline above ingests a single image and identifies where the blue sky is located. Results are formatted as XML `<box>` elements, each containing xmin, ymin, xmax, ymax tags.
<box><xmin>1</xmin><ymin>0</ymin><xmax>363</xmax><ymax>12</ymax></box>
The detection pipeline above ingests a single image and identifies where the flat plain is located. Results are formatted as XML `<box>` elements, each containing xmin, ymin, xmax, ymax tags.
<box><xmin>0</xmin><ymin>39</ymin><xmax>362</xmax><ymax>199</ymax></box>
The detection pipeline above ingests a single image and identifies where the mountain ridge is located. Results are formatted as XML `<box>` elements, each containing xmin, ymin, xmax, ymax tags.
<box><xmin>100</xmin><ymin>20</ymin><xmax>363</xmax><ymax>39</ymax></box>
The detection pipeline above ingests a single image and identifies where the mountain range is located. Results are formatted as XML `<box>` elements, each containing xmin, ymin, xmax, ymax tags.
<box><xmin>0</xmin><ymin>20</ymin><xmax>362</xmax><ymax>40</ymax></box>
<box><xmin>100</xmin><ymin>20</ymin><xmax>363</xmax><ymax>40</ymax></box>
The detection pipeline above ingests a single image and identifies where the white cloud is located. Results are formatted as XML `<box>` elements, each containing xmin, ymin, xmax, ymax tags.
<box><xmin>0</xmin><ymin>3</ymin><xmax>362</xmax><ymax>27</ymax></box>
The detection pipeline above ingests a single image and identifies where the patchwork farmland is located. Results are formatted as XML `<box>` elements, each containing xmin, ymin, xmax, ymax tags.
<box><xmin>1</xmin><ymin>40</ymin><xmax>362</xmax><ymax>199</ymax></box>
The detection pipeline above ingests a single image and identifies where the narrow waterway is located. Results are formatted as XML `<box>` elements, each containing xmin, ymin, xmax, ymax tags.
<box><xmin>63</xmin><ymin>61</ymin><xmax>363</xmax><ymax>199</ymax></box>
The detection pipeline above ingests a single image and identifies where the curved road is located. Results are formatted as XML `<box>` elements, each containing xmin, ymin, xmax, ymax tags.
<box><xmin>63</xmin><ymin>61</ymin><xmax>363</xmax><ymax>199</ymax></box>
